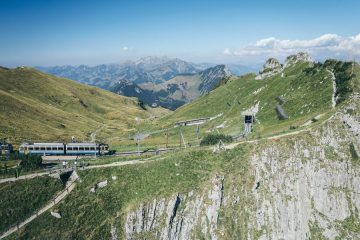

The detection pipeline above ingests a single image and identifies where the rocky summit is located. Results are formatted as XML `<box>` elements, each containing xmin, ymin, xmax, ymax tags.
<box><xmin>255</xmin><ymin>58</ymin><xmax>283</xmax><ymax>80</ymax></box>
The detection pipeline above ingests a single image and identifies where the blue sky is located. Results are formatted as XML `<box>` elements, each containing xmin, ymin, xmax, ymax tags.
<box><xmin>1</xmin><ymin>0</ymin><xmax>360</xmax><ymax>66</ymax></box>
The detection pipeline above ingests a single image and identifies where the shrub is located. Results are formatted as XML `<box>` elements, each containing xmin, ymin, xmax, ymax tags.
<box><xmin>350</xmin><ymin>143</ymin><xmax>359</xmax><ymax>163</ymax></box>
<box><xmin>200</xmin><ymin>134</ymin><xmax>233</xmax><ymax>146</ymax></box>
<box><xmin>16</xmin><ymin>154</ymin><xmax>42</xmax><ymax>170</ymax></box>
<box><xmin>311</xmin><ymin>118</ymin><xmax>318</xmax><ymax>123</ymax></box>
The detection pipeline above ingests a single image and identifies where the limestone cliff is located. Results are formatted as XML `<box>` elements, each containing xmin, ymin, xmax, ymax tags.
<box><xmin>123</xmin><ymin>96</ymin><xmax>360</xmax><ymax>240</ymax></box>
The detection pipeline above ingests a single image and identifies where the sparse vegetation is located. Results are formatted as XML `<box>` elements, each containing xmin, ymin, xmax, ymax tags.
<box><xmin>200</xmin><ymin>134</ymin><xmax>233</xmax><ymax>146</ymax></box>
<box><xmin>349</xmin><ymin>143</ymin><xmax>359</xmax><ymax>163</ymax></box>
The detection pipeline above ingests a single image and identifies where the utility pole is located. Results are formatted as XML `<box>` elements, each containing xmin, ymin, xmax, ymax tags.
<box><xmin>135</xmin><ymin>117</ymin><xmax>141</xmax><ymax>155</ymax></box>
<box><xmin>179</xmin><ymin>126</ymin><xmax>182</xmax><ymax>148</ymax></box>
<box><xmin>137</xmin><ymin>131</ymin><xmax>140</xmax><ymax>155</ymax></box>
<box><xmin>196</xmin><ymin>125</ymin><xmax>200</xmax><ymax>145</ymax></box>
<box><xmin>166</xmin><ymin>129</ymin><xmax>169</xmax><ymax>149</ymax></box>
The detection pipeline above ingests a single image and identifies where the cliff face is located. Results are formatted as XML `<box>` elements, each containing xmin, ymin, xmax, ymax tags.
<box><xmin>125</xmin><ymin>175</ymin><xmax>224</xmax><ymax>240</ymax></box>
<box><xmin>123</xmin><ymin>96</ymin><xmax>360</xmax><ymax>240</ymax></box>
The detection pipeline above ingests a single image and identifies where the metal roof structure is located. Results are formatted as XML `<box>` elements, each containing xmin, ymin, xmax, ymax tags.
<box><xmin>66</xmin><ymin>142</ymin><xmax>98</xmax><ymax>146</ymax></box>
<box><xmin>241</xmin><ymin>111</ymin><xmax>255</xmax><ymax>116</ymax></box>
<box><xmin>175</xmin><ymin>117</ymin><xmax>210</xmax><ymax>126</ymax></box>
<box><xmin>20</xmin><ymin>142</ymin><xmax>64</xmax><ymax>146</ymax></box>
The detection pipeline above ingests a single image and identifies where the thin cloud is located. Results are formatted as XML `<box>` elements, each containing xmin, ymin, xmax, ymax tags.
<box><xmin>224</xmin><ymin>33</ymin><xmax>360</xmax><ymax>61</ymax></box>
<box><xmin>123</xmin><ymin>46</ymin><xmax>129</xmax><ymax>51</ymax></box>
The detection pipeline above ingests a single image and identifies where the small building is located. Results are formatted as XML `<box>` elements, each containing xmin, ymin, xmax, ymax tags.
<box><xmin>174</xmin><ymin>117</ymin><xmax>210</xmax><ymax>127</ymax></box>
<box><xmin>0</xmin><ymin>141</ymin><xmax>12</xmax><ymax>155</ymax></box>
<box><xmin>241</xmin><ymin>111</ymin><xmax>256</xmax><ymax>134</ymax></box>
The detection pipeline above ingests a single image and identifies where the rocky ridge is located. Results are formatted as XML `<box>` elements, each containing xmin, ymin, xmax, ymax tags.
<box><xmin>256</xmin><ymin>52</ymin><xmax>313</xmax><ymax>80</ymax></box>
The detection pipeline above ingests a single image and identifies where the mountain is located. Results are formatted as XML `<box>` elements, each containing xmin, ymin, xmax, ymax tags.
<box><xmin>37</xmin><ymin>57</ymin><xmax>257</xmax><ymax>91</ymax></box>
<box><xmin>156</xmin><ymin>52</ymin><xmax>359</xmax><ymax>141</ymax></box>
<box><xmin>9</xmin><ymin>53</ymin><xmax>360</xmax><ymax>240</ymax></box>
<box><xmin>37</xmin><ymin>57</ymin><xmax>201</xmax><ymax>89</ymax></box>
<box><xmin>0</xmin><ymin>66</ymin><xmax>154</xmax><ymax>145</ymax></box>
<box><xmin>112</xmin><ymin>64</ymin><xmax>232</xmax><ymax>110</ymax></box>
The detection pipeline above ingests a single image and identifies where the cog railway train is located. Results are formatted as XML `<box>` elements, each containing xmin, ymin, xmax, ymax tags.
<box><xmin>19</xmin><ymin>142</ymin><xmax>110</xmax><ymax>156</ymax></box>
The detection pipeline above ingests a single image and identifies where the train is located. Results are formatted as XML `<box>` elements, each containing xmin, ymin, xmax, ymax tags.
<box><xmin>0</xmin><ymin>141</ymin><xmax>13</xmax><ymax>155</ymax></box>
<box><xmin>19</xmin><ymin>142</ymin><xmax>110</xmax><ymax>156</ymax></box>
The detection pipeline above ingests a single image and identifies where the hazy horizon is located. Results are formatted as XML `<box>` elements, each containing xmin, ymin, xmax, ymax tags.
<box><xmin>1</xmin><ymin>0</ymin><xmax>360</xmax><ymax>67</ymax></box>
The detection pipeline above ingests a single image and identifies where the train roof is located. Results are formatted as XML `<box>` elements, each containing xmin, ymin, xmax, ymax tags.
<box><xmin>66</xmin><ymin>142</ymin><xmax>98</xmax><ymax>146</ymax></box>
<box><xmin>20</xmin><ymin>142</ymin><xmax>64</xmax><ymax>146</ymax></box>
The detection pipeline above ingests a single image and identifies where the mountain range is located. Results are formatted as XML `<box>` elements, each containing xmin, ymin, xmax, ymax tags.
<box><xmin>36</xmin><ymin>57</ymin><xmax>257</xmax><ymax>110</ymax></box>
<box><xmin>112</xmin><ymin>64</ymin><xmax>232</xmax><ymax>110</ymax></box>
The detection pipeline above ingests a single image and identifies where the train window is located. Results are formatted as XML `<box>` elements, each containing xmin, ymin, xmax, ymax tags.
<box><xmin>58</xmin><ymin>147</ymin><xmax>63</xmax><ymax>150</ymax></box>
<box><xmin>35</xmin><ymin>147</ymin><xmax>39</xmax><ymax>151</ymax></box>
<box><xmin>67</xmin><ymin>147</ymin><xmax>73</xmax><ymax>150</ymax></box>
<box><xmin>29</xmin><ymin>147</ymin><xmax>33</xmax><ymax>150</ymax></box>
<box><xmin>79</xmin><ymin>147</ymin><xmax>85</xmax><ymax>151</ymax></box>
<box><xmin>40</xmin><ymin>147</ymin><xmax>45</xmax><ymax>151</ymax></box>
<box><xmin>46</xmin><ymin>147</ymin><xmax>51</xmax><ymax>151</ymax></box>
<box><xmin>90</xmin><ymin>147</ymin><xmax>95</xmax><ymax>150</ymax></box>
<box><xmin>85</xmin><ymin>147</ymin><xmax>90</xmax><ymax>151</ymax></box>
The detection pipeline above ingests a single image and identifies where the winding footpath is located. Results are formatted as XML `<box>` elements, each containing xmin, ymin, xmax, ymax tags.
<box><xmin>0</xmin><ymin>172</ymin><xmax>79</xmax><ymax>239</ymax></box>
<box><xmin>225</xmin><ymin>114</ymin><xmax>335</xmax><ymax>150</ymax></box>
<box><xmin>0</xmin><ymin>172</ymin><xmax>49</xmax><ymax>184</ymax></box>
<box><xmin>0</xmin><ymin>157</ymin><xmax>165</xmax><ymax>239</ymax></box>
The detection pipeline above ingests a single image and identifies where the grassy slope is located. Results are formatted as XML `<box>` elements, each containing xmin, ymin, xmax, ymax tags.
<box><xmin>0</xmin><ymin>67</ymin><xmax>151</xmax><ymax>147</ymax></box>
<box><xmin>0</xmin><ymin>176</ymin><xmax>63</xmax><ymax>233</ymax></box>
<box><xmin>136</xmin><ymin>60</ymin><xmax>358</xmax><ymax>147</ymax></box>
<box><xmin>7</xmin><ymin>146</ymin><xmax>252</xmax><ymax>240</ymax></box>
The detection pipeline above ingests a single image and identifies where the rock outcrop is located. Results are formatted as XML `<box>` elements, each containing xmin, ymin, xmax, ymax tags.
<box><xmin>256</xmin><ymin>52</ymin><xmax>313</xmax><ymax>80</ymax></box>
<box><xmin>255</xmin><ymin>58</ymin><xmax>283</xmax><ymax>80</ymax></box>
<box><xmin>125</xmin><ymin>176</ymin><xmax>224</xmax><ymax>240</ymax></box>
<box><xmin>284</xmin><ymin>52</ymin><xmax>313</xmax><ymax>68</ymax></box>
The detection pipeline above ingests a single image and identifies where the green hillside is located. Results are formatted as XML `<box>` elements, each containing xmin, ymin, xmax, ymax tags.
<box><xmin>136</xmin><ymin>58</ymin><xmax>358</xmax><ymax>147</ymax></box>
<box><xmin>0</xmin><ymin>67</ymin><xmax>162</xmax><ymax>147</ymax></box>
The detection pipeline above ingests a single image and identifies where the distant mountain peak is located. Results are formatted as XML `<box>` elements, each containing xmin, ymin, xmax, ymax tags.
<box><xmin>135</xmin><ymin>56</ymin><xmax>172</xmax><ymax>66</ymax></box>
<box><xmin>198</xmin><ymin>64</ymin><xmax>232</xmax><ymax>94</ymax></box>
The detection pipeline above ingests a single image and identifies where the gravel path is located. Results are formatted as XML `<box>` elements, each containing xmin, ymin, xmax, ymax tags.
<box><xmin>0</xmin><ymin>172</ymin><xmax>78</xmax><ymax>239</ymax></box>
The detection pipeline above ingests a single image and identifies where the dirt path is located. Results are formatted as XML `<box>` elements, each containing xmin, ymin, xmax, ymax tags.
<box><xmin>0</xmin><ymin>172</ymin><xmax>79</xmax><ymax>239</ymax></box>
<box><xmin>0</xmin><ymin>157</ymin><xmax>166</xmax><ymax>239</ymax></box>
<box><xmin>226</xmin><ymin>114</ymin><xmax>335</xmax><ymax>150</ymax></box>
<box><xmin>82</xmin><ymin>157</ymin><xmax>165</xmax><ymax>170</ymax></box>
<box><xmin>0</xmin><ymin>156</ymin><xmax>164</xmax><ymax>184</ymax></box>
<box><xmin>0</xmin><ymin>172</ymin><xmax>49</xmax><ymax>184</ymax></box>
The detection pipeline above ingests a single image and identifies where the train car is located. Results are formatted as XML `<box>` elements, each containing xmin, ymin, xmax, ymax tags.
<box><xmin>65</xmin><ymin>142</ymin><xmax>99</xmax><ymax>155</ymax></box>
<box><xmin>0</xmin><ymin>142</ymin><xmax>13</xmax><ymax>155</ymax></box>
<box><xmin>99</xmin><ymin>143</ymin><xmax>110</xmax><ymax>155</ymax></box>
<box><xmin>19</xmin><ymin>142</ymin><xmax>65</xmax><ymax>155</ymax></box>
